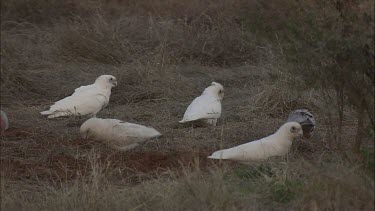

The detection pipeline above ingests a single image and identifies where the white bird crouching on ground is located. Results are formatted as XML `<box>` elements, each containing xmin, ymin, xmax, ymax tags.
<box><xmin>208</xmin><ymin>122</ymin><xmax>303</xmax><ymax>162</ymax></box>
<box><xmin>179</xmin><ymin>82</ymin><xmax>224</xmax><ymax>126</ymax></box>
<box><xmin>41</xmin><ymin>75</ymin><xmax>117</xmax><ymax>118</ymax></box>
<box><xmin>80</xmin><ymin>118</ymin><xmax>162</xmax><ymax>151</ymax></box>
<box><xmin>1</xmin><ymin>110</ymin><xmax>9</xmax><ymax>133</ymax></box>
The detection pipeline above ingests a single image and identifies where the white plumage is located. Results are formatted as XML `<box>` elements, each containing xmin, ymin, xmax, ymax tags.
<box><xmin>208</xmin><ymin>122</ymin><xmax>303</xmax><ymax>162</ymax></box>
<box><xmin>41</xmin><ymin>75</ymin><xmax>117</xmax><ymax>118</ymax></box>
<box><xmin>179</xmin><ymin>82</ymin><xmax>224</xmax><ymax>126</ymax></box>
<box><xmin>80</xmin><ymin>118</ymin><xmax>162</xmax><ymax>151</ymax></box>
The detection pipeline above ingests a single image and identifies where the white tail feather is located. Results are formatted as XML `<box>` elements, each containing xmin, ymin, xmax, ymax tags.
<box><xmin>207</xmin><ymin>150</ymin><xmax>227</xmax><ymax>159</ymax></box>
<box><xmin>40</xmin><ymin>110</ymin><xmax>52</xmax><ymax>115</ymax></box>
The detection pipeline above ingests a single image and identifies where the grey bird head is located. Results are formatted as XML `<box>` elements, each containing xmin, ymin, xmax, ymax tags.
<box><xmin>287</xmin><ymin>109</ymin><xmax>315</xmax><ymax>139</ymax></box>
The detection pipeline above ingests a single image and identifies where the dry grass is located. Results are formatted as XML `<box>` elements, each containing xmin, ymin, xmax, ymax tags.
<box><xmin>2</xmin><ymin>153</ymin><xmax>373</xmax><ymax>210</ymax></box>
<box><xmin>1</xmin><ymin>0</ymin><xmax>374</xmax><ymax>210</ymax></box>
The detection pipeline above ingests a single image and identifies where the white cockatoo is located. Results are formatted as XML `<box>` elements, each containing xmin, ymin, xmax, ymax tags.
<box><xmin>208</xmin><ymin>122</ymin><xmax>303</xmax><ymax>162</ymax></box>
<box><xmin>80</xmin><ymin>118</ymin><xmax>162</xmax><ymax>151</ymax></box>
<box><xmin>287</xmin><ymin>109</ymin><xmax>316</xmax><ymax>139</ymax></box>
<box><xmin>179</xmin><ymin>82</ymin><xmax>224</xmax><ymax>126</ymax></box>
<box><xmin>1</xmin><ymin>110</ymin><xmax>9</xmax><ymax>133</ymax></box>
<box><xmin>41</xmin><ymin>75</ymin><xmax>117</xmax><ymax>118</ymax></box>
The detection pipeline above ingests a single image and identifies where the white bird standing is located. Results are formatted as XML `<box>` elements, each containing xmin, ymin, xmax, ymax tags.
<box><xmin>179</xmin><ymin>82</ymin><xmax>224</xmax><ymax>126</ymax></box>
<box><xmin>80</xmin><ymin>118</ymin><xmax>162</xmax><ymax>151</ymax></box>
<box><xmin>208</xmin><ymin>122</ymin><xmax>303</xmax><ymax>162</ymax></box>
<box><xmin>41</xmin><ymin>75</ymin><xmax>117</xmax><ymax>118</ymax></box>
<box><xmin>1</xmin><ymin>110</ymin><xmax>9</xmax><ymax>133</ymax></box>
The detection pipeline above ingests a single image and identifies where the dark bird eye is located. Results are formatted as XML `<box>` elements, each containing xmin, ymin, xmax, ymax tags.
<box><xmin>110</xmin><ymin>78</ymin><xmax>113</xmax><ymax>81</ymax></box>
<box><xmin>291</xmin><ymin>126</ymin><xmax>296</xmax><ymax>130</ymax></box>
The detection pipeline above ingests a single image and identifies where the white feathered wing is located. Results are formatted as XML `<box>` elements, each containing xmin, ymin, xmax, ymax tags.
<box><xmin>41</xmin><ymin>84</ymin><xmax>109</xmax><ymax>118</ymax></box>
<box><xmin>208</xmin><ymin>122</ymin><xmax>303</xmax><ymax>162</ymax></box>
<box><xmin>179</xmin><ymin>95</ymin><xmax>221</xmax><ymax>124</ymax></box>
<box><xmin>207</xmin><ymin>134</ymin><xmax>290</xmax><ymax>161</ymax></box>
<box><xmin>111</xmin><ymin>120</ymin><xmax>162</xmax><ymax>150</ymax></box>
<box><xmin>80</xmin><ymin>118</ymin><xmax>162</xmax><ymax>151</ymax></box>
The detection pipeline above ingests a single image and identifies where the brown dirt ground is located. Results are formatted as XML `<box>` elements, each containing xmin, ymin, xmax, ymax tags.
<box><xmin>1</xmin><ymin>127</ymin><xmax>221</xmax><ymax>184</ymax></box>
<box><xmin>0</xmin><ymin>65</ymin><xmax>362</xmax><ymax>187</ymax></box>
<box><xmin>1</xmin><ymin>122</ymin><xmax>356</xmax><ymax>185</ymax></box>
